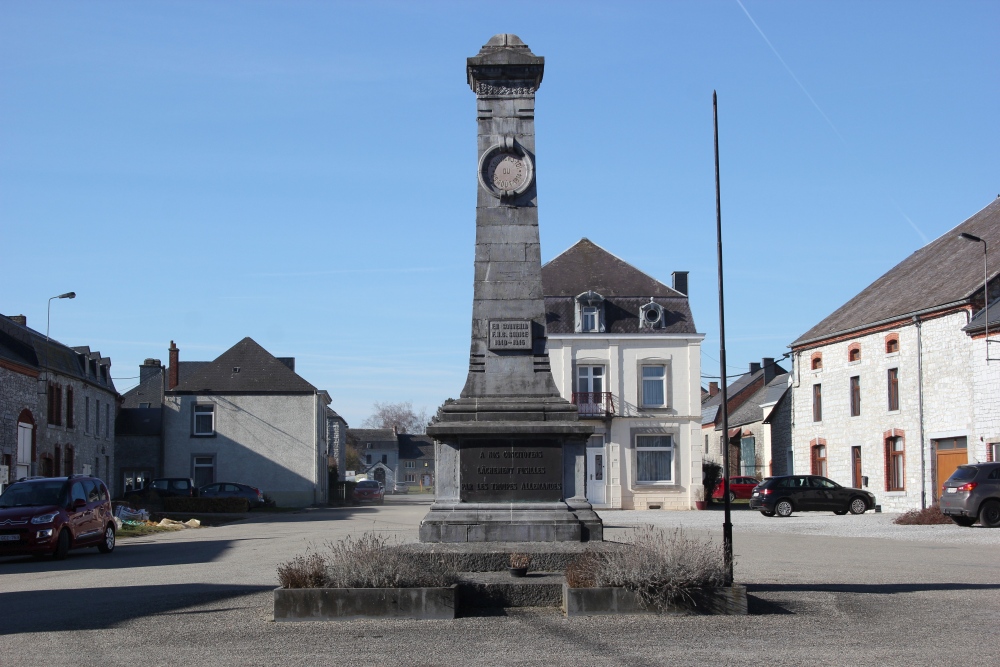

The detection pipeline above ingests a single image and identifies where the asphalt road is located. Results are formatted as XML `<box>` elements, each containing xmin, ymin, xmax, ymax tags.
<box><xmin>2</xmin><ymin>498</ymin><xmax>999</xmax><ymax>666</ymax></box>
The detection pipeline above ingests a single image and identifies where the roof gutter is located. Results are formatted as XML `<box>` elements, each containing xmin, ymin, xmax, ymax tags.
<box><xmin>790</xmin><ymin>299</ymin><xmax>969</xmax><ymax>350</ymax></box>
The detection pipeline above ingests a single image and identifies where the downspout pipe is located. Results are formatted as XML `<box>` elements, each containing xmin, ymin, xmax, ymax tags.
<box><xmin>914</xmin><ymin>315</ymin><xmax>927</xmax><ymax>510</ymax></box>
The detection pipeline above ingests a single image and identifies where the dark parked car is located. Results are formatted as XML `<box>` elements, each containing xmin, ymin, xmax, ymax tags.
<box><xmin>122</xmin><ymin>477</ymin><xmax>197</xmax><ymax>501</ymax></box>
<box><xmin>199</xmin><ymin>482</ymin><xmax>266</xmax><ymax>508</ymax></box>
<box><xmin>352</xmin><ymin>480</ymin><xmax>384</xmax><ymax>505</ymax></box>
<box><xmin>712</xmin><ymin>476</ymin><xmax>759</xmax><ymax>502</ymax></box>
<box><xmin>0</xmin><ymin>475</ymin><xmax>116</xmax><ymax>559</ymax></box>
<box><xmin>749</xmin><ymin>475</ymin><xmax>876</xmax><ymax>517</ymax></box>
<box><xmin>939</xmin><ymin>463</ymin><xmax>1000</xmax><ymax>527</ymax></box>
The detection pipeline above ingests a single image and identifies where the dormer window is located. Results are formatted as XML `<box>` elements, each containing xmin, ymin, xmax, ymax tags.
<box><xmin>640</xmin><ymin>300</ymin><xmax>665</xmax><ymax>330</ymax></box>
<box><xmin>575</xmin><ymin>291</ymin><xmax>605</xmax><ymax>333</ymax></box>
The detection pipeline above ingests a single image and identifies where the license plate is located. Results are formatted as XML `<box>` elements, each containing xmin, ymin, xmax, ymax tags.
<box><xmin>946</xmin><ymin>487</ymin><xmax>957</xmax><ymax>493</ymax></box>
<box><xmin>0</xmin><ymin>534</ymin><xmax>19</xmax><ymax>542</ymax></box>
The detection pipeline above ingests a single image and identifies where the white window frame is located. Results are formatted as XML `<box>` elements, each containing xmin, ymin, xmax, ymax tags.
<box><xmin>634</xmin><ymin>433</ymin><xmax>675</xmax><ymax>485</ymax></box>
<box><xmin>574</xmin><ymin>291</ymin><xmax>605</xmax><ymax>333</ymax></box>
<box><xmin>405</xmin><ymin>461</ymin><xmax>415</xmax><ymax>469</ymax></box>
<box><xmin>639</xmin><ymin>363</ymin><xmax>668</xmax><ymax>408</ymax></box>
<box><xmin>582</xmin><ymin>306</ymin><xmax>599</xmax><ymax>332</ymax></box>
<box><xmin>577</xmin><ymin>364</ymin><xmax>605</xmax><ymax>394</ymax></box>
<box><xmin>193</xmin><ymin>404</ymin><xmax>215</xmax><ymax>436</ymax></box>
<box><xmin>192</xmin><ymin>454</ymin><xmax>216</xmax><ymax>487</ymax></box>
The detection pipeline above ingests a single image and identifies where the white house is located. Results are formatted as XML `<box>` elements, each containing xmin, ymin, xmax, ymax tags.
<box><xmin>541</xmin><ymin>239</ymin><xmax>704</xmax><ymax>510</ymax></box>
<box><xmin>161</xmin><ymin>338</ymin><xmax>331</xmax><ymax>506</ymax></box>
<box><xmin>789</xmin><ymin>198</ymin><xmax>1000</xmax><ymax>512</ymax></box>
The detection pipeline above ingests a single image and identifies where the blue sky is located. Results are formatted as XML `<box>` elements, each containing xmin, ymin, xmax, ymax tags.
<box><xmin>2</xmin><ymin>1</ymin><xmax>997</xmax><ymax>426</ymax></box>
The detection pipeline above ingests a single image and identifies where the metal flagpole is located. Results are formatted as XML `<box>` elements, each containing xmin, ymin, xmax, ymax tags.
<box><xmin>713</xmin><ymin>91</ymin><xmax>734</xmax><ymax>585</ymax></box>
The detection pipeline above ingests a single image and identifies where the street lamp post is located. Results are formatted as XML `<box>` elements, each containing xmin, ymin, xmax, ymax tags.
<box><xmin>46</xmin><ymin>291</ymin><xmax>77</xmax><ymax>344</ymax></box>
<box><xmin>37</xmin><ymin>291</ymin><xmax>75</xmax><ymax>476</ymax></box>
<box><xmin>958</xmin><ymin>233</ymin><xmax>989</xmax><ymax>355</ymax></box>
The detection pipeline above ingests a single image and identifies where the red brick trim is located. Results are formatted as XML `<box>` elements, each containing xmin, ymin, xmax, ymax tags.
<box><xmin>885</xmin><ymin>333</ymin><xmax>900</xmax><ymax>354</ymax></box>
<box><xmin>17</xmin><ymin>409</ymin><xmax>36</xmax><ymax>468</ymax></box>
<box><xmin>809</xmin><ymin>438</ymin><xmax>828</xmax><ymax>475</ymax></box>
<box><xmin>810</xmin><ymin>352</ymin><xmax>823</xmax><ymax>370</ymax></box>
<box><xmin>0</xmin><ymin>358</ymin><xmax>39</xmax><ymax>377</ymax></box>
<box><xmin>848</xmin><ymin>342</ymin><xmax>861</xmax><ymax>362</ymax></box>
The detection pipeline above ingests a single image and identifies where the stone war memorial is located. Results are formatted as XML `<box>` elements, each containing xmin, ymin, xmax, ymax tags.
<box><xmin>420</xmin><ymin>34</ymin><xmax>601</xmax><ymax>543</ymax></box>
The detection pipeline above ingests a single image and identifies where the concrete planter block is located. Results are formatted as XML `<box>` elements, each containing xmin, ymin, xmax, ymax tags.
<box><xmin>273</xmin><ymin>586</ymin><xmax>457</xmax><ymax>621</ymax></box>
<box><xmin>562</xmin><ymin>583</ymin><xmax>747</xmax><ymax>616</ymax></box>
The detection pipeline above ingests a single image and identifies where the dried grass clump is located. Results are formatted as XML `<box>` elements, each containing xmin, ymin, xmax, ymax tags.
<box><xmin>509</xmin><ymin>552</ymin><xmax>532</xmax><ymax>569</ymax></box>
<box><xmin>893</xmin><ymin>504</ymin><xmax>953</xmax><ymax>525</ymax></box>
<box><xmin>277</xmin><ymin>532</ymin><xmax>459</xmax><ymax>589</ymax></box>
<box><xmin>565</xmin><ymin>526</ymin><xmax>729</xmax><ymax>611</ymax></box>
<box><xmin>277</xmin><ymin>552</ymin><xmax>328</xmax><ymax>589</ymax></box>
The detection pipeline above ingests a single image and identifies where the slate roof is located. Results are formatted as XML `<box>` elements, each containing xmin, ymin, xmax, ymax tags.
<box><xmin>347</xmin><ymin>428</ymin><xmax>397</xmax><ymax>445</ymax></box>
<box><xmin>169</xmin><ymin>337</ymin><xmax>316</xmax><ymax>394</ymax></box>
<box><xmin>0</xmin><ymin>313</ymin><xmax>116</xmax><ymax>393</ymax></box>
<box><xmin>398</xmin><ymin>433</ymin><xmax>434</xmax><ymax>460</ymax></box>
<box><xmin>727</xmin><ymin>373</ymin><xmax>790</xmax><ymax>428</ymax></box>
<box><xmin>964</xmin><ymin>296</ymin><xmax>1000</xmax><ymax>335</ymax></box>
<box><xmin>793</xmin><ymin>198</ymin><xmax>1000</xmax><ymax>347</ymax></box>
<box><xmin>702</xmin><ymin>363</ymin><xmax>787</xmax><ymax>428</ymax></box>
<box><xmin>542</xmin><ymin>238</ymin><xmax>697</xmax><ymax>335</ymax></box>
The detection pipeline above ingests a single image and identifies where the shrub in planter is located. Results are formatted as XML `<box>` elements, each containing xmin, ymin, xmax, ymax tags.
<box><xmin>277</xmin><ymin>532</ymin><xmax>459</xmax><ymax>589</ymax></box>
<box><xmin>565</xmin><ymin>525</ymin><xmax>729</xmax><ymax>611</ymax></box>
<box><xmin>163</xmin><ymin>497</ymin><xmax>251</xmax><ymax>514</ymax></box>
<box><xmin>703</xmin><ymin>461</ymin><xmax>722</xmax><ymax>504</ymax></box>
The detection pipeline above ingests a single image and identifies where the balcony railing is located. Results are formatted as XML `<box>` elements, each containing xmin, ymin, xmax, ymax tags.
<box><xmin>572</xmin><ymin>392</ymin><xmax>616</xmax><ymax>418</ymax></box>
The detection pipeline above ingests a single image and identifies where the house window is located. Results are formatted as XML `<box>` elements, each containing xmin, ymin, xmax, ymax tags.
<box><xmin>850</xmin><ymin>376</ymin><xmax>861</xmax><ymax>416</ymax></box>
<box><xmin>811</xmin><ymin>353</ymin><xmax>822</xmax><ymax>371</ymax></box>
<box><xmin>848</xmin><ymin>344</ymin><xmax>861</xmax><ymax>362</ymax></box>
<box><xmin>887</xmin><ymin>368</ymin><xmax>899</xmax><ymax>411</ymax></box>
<box><xmin>575</xmin><ymin>291</ymin><xmax>605</xmax><ymax>333</ymax></box>
<box><xmin>639</xmin><ymin>301</ymin><xmax>664</xmax><ymax>330</ymax></box>
<box><xmin>812</xmin><ymin>383</ymin><xmax>822</xmax><ymax>422</ymax></box>
<box><xmin>811</xmin><ymin>443</ymin><xmax>827</xmax><ymax>476</ymax></box>
<box><xmin>885</xmin><ymin>334</ymin><xmax>899</xmax><ymax>354</ymax></box>
<box><xmin>635</xmin><ymin>434</ymin><xmax>674</xmax><ymax>484</ymax></box>
<box><xmin>48</xmin><ymin>383</ymin><xmax>63</xmax><ymax>426</ymax></box>
<box><xmin>139</xmin><ymin>402</ymin><xmax>151</xmax><ymax>409</ymax></box>
<box><xmin>85</xmin><ymin>396</ymin><xmax>90</xmax><ymax>433</ymax></box>
<box><xmin>66</xmin><ymin>387</ymin><xmax>74</xmax><ymax>428</ymax></box>
<box><xmin>365</xmin><ymin>454</ymin><xmax>372</xmax><ymax>465</ymax></box>
<box><xmin>989</xmin><ymin>443</ymin><xmax>1000</xmax><ymax>463</ymax></box>
<box><xmin>640</xmin><ymin>365</ymin><xmax>667</xmax><ymax>407</ymax></box>
<box><xmin>577</xmin><ymin>365</ymin><xmax>605</xmax><ymax>394</ymax></box>
<box><xmin>105</xmin><ymin>403</ymin><xmax>110</xmax><ymax>439</ymax></box>
<box><xmin>95</xmin><ymin>399</ymin><xmax>100</xmax><ymax>437</ymax></box>
<box><xmin>381</xmin><ymin>454</ymin><xmax>387</xmax><ymax>465</ymax></box>
<box><xmin>405</xmin><ymin>461</ymin><xmax>415</xmax><ymax>469</ymax></box>
<box><xmin>192</xmin><ymin>455</ymin><xmax>216</xmax><ymax>488</ymax></box>
<box><xmin>405</xmin><ymin>473</ymin><xmax>416</xmax><ymax>482</ymax></box>
<box><xmin>193</xmin><ymin>404</ymin><xmax>215</xmax><ymax>436</ymax></box>
<box><xmin>886</xmin><ymin>436</ymin><xmax>905</xmax><ymax>491</ymax></box>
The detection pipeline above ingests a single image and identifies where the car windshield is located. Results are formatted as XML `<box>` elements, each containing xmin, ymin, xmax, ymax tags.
<box><xmin>0</xmin><ymin>480</ymin><xmax>66</xmax><ymax>508</ymax></box>
<box><xmin>357</xmin><ymin>481</ymin><xmax>379</xmax><ymax>488</ymax></box>
<box><xmin>947</xmin><ymin>467</ymin><xmax>978</xmax><ymax>482</ymax></box>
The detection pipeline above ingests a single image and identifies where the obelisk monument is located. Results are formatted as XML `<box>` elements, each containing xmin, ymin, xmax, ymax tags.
<box><xmin>420</xmin><ymin>34</ymin><xmax>601</xmax><ymax>543</ymax></box>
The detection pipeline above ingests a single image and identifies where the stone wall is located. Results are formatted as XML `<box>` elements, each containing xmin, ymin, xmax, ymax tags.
<box><xmin>791</xmin><ymin>311</ymin><xmax>974</xmax><ymax>512</ymax></box>
<box><xmin>971</xmin><ymin>335</ymin><xmax>1000</xmax><ymax>461</ymax></box>
<box><xmin>0</xmin><ymin>365</ymin><xmax>38</xmax><ymax>487</ymax></box>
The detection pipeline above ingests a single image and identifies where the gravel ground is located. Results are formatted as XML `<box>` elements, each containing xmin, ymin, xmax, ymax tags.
<box><xmin>2</xmin><ymin>498</ymin><xmax>998</xmax><ymax>666</ymax></box>
<box><xmin>599</xmin><ymin>504</ymin><xmax>1000</xmax><ymax>545</ymax></box>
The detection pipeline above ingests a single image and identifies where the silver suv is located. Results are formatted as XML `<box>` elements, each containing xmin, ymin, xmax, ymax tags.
<box><xmin>939</xmin><ymin>463</ymin><xmax>1000</xmax><ymax>527</ymax></box>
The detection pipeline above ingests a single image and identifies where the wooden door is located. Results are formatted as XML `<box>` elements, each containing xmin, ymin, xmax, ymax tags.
<box><xmin>852</xmin><ymin>446</ymin><xmax>862</xmax><ymax>488</ymax></box>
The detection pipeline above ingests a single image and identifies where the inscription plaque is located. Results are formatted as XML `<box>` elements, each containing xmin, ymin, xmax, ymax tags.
<box><xmin>488</xmin><ymin>320</ymin><xmax>532</xmax><ymax>350</ymax></box>
<box><xmin>460</xmin><ymin>439</ymin><xmax>563</xmax><ymax>502</ymax></box>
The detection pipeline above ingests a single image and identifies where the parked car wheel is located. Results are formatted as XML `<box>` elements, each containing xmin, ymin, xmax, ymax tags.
<box><xmin>727</xmin><ymin>491</ymin><xmax>736</xmax><ymax>503</ymax></box>
<box><xmin>775</xmin><ymin>500</ymin><xmax>794</xmax><ymax>517</ymax></box>
<box><xmin>979</xmin><ymin>500</ymin><xmax>1000</xmax><ymax>528</ymax></box>
<box><xmin>951</xmin><ymin>516</ymin><xmax>976</xmax><ymax>527</ymax></box>
<box><xmin>834</xmin><ymin>510</ymin><xmax>847</xmax><ymax>515</ymax></box>
<box><xmin>849</xmin><ymin>497</ymin><xmax>868</xmax><ymax>515</ymax></box>
<box><xmin>53</xmin><ymin>529</ymin><xmax>70</xmax><ymax>560</ymax></box>
<box><xmin>98</xmin><ymin>524</ymin><xmax>116</xmax><ymax>553</ymax></box>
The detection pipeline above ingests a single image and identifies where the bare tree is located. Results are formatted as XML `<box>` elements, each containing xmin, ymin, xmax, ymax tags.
<box><xmin>360</xmin><ymin>401</ymin><xmax>429</xmax><ymax>434</ymax></box>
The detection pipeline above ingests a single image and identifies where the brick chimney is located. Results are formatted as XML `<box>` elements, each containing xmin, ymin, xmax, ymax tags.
<box><xmin>671</xmin><ymin>271</ymin><xmax>689</xmax><ymax>296</ymax></box>
<box><xmin>9</xmin><ymin>314</ymin><xmax>26</xmax><ymax>326</ymax></box>
<box><xmin>749</xmin><ymin>362</ymin><xmax>761</xmax><ymax>375</ymax></box>
<box><xmin>709</xmin><ymin>381</ymin><xmax>719</xmax><ymax>397</ymax></box>
<box><xmin>168</xmin><ymin>341</ymin><xmax>179</xmax><ymax>390</ymax></box>
<box><xmin>762</xmin><ymin>357</ymin><xmax>777</xmax><ymax>383</ymax></box>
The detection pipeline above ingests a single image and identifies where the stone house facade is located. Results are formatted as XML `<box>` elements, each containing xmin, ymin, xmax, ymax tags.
<box><xmin>702</xmin><ymin>359</ymin><xmax>791</xmax><ymax>481</ymax></box>
<box><xmin>542</xmin><ymin>239</ymin><xmax>704</xmax><ymax>510</ymax></box>
<box><xmin>397</xmin><ymin>433</ymin><xmax>435</xmax><ymax>491</ymax></box>
<box><xmin>790</xmin><ymin>198</ymin><xmax>1000</xmax><ymax>512</ymax></box>
<box><xmin>0</xmin><ymin>313</ymin><xmax>117</xmax><ymax>493</ymax></box>
<box><xmin>347</xmin><ymin>428</ymin><xmax>399</xmax><ymax>487</ymax></box>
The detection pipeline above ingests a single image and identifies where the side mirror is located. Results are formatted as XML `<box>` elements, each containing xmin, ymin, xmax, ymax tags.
<box><xmin>72</xmin><ymin>498</ymin><xmax>87</xmax><ymax>509</ymax></box>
